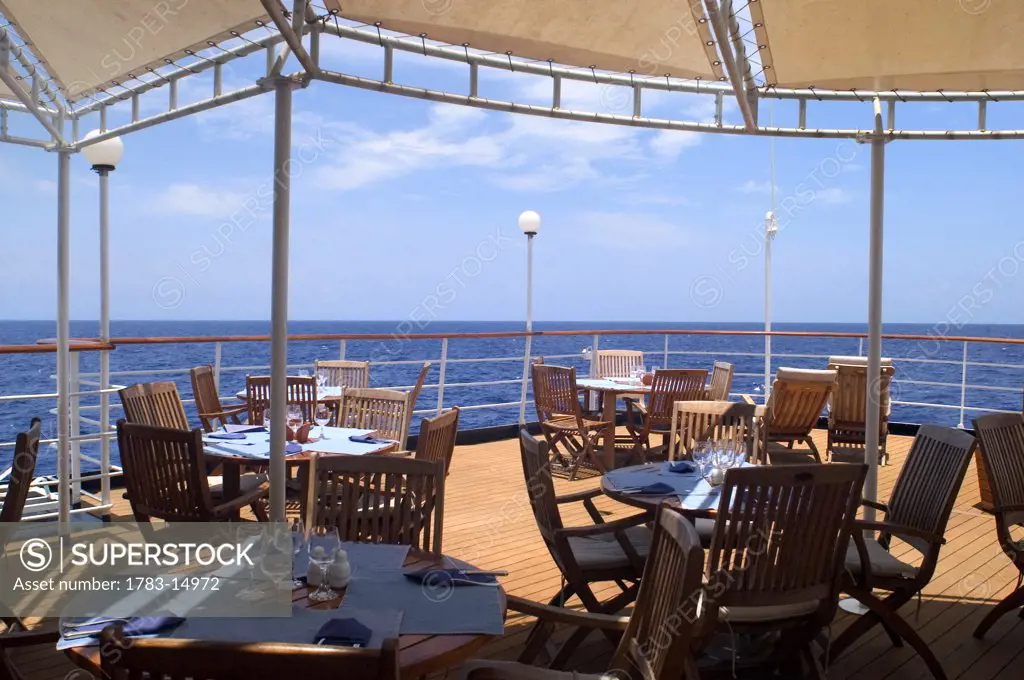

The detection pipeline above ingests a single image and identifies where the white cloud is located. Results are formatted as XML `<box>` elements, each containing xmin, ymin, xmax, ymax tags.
<box><xmin>150</xmin><ymin>183</ymin><xmax>248</xmax><ymax>217</ymax></box>
<box><xmin>815</xmin><ymin>187</ymin><xmax>854</xmax><ymax>204</ymax></box>
<box><xmin>736</xmin><ymin>179</ymin><xmax>774</xmax><ymax>194</ymax></box>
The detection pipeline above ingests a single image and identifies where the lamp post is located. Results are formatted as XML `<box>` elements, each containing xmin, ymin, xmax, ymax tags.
<box><xmin>517</xmin><ymin>210</ymin><xmax>540</xmax><ymax>424</ymax></box>
<box><xmin>764</xmin><ymin>209</ymin><xmax>777</xmax><ymax>397</ymax></box>
<box><xmin>82</xmin><ymin>130</ymin><xmax>124</xmax><ymax>514</ymax></box>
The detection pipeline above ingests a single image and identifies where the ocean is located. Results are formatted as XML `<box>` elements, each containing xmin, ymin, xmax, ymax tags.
<box><xmin>2</xmin><ymin>320</ymin><xmax>1024</xmax><ymax>475</ymax></box>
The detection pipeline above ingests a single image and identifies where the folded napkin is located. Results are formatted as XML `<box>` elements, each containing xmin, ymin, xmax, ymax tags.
<box><xmin>224</xmin><ymin>424</ymin><xmax>266</xmax><ymax>434</ymax></box>
<box><xmin>60</xmin><ymin>615</ymin><xmax>184</xmax><ymax>642</ymax></box>
<box><xmin>349</xmin><ymin>434</ymin><xmax>391</xmax><ymax>445</ymax></box>
<box><xmin>662</xmin><ymin>460</ymin><xmax>697</xmax><ymax>474</ymax></box>
<box><xmin>285</xmin><ymin>442</ymin><xmax>303</xmax><ymax>454</ymax></box>
<box><xmin>314</xmin><ymin>618</ymin><xmax>372</xmax><ymax>647</ymax></box>
<box><xmin>619</xmin><ymin>481</ymin><xmax>675</xmax><ymax>495</ymax></box>
<box><xmin>403</xmin><ymin>567</ymin><xmax>499</xmax><ymax>587</ymax></box>
<box><xmin>207</xmin><ymin>432</ymin><xmax>247</xmax><ymax>440</ymax></box>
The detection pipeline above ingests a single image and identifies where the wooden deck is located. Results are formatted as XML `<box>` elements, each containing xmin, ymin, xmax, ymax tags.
<box><xmin>10</xmin><ymin>429</ymin><xmax>1024</xmax><ymax>679</ymax></box>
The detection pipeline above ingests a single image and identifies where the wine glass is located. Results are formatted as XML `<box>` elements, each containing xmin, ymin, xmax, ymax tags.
<box><xmin>263</xmin><ymin>408</ymin><xmax>272</xmax><ymax>434</ymax></box>
<box><xmin>693</xmin><ymin>441</ymin><xmax>713</xmax><ymax>480</ymax></box>
<box><xmin>235</xmin><ymin>524</ymin><xmax>266</xmax><ymax>601</ymax></box>
<box><xmin>286</xmin><ymin>405</ymin><xmax>303</xmax><ymax>437</ymax></box>
<box><xmin>307</xmin><ymin>526</ymin><xmax>341</xmax><ymax>602</ymax></box>
<box><xmin>314</xmin><ymin>403</ymin><xmax>331</xmax><ymax>440</ymax></box>
<box><xmin>316</xmin><ymin>369</ymin><xmax>329</xmax><ymax>395</ymax></box>
<box><xmin>259</xmin><ymin>526</ymin><xmax>296</xmax><ymax>592</ymax></box>
<box><xmin>289</xmin><ymin>517</ymin><xmax>306</xmax><ymax>589</ymax></box>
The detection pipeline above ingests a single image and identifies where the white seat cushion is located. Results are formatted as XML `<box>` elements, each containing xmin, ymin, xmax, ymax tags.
<box><xmin>697</xmin><ymin>591</ymin><xmax>819</xmax><ymax>623</ymax></box>
<box><xmin>568</xmin><ymin>525</ymin><xmax>652</xmax><ymax>570</ymax></box>
<box><xmin>776</xmin><ymin>367</ymin><xmax>837</xmax><ymax>383</ymax></box>
<box><xmin>845</xmin><ymin>537</ymin><xmax>918</xmax><ymax>579</ymax></box>
<box><xmin>208</xmin><ymin>473</ymin><xmax>268</xmax><ymax>498</ymax></box>
<box><xmin>828</xmin><ymin>355</ymin><xmax>894</xmax><ymax>367</ymax></box>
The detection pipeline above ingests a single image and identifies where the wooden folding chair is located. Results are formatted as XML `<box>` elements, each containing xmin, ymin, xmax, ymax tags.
<box><xmin>315</xmin><ymin>359</ymin><xmax>370</xmax><ymax>389</ymax></box>
<box><xmin>191</xmin><ymin>365</ymin><xmax>247</xmax><ymax>432</ymax></box>
<box><xmin>704</xmin><ymin>360</ymin><xmax>734</xmax><ymax>400</ymax></box>
<box><xmin>245</xmin><ymin>375</ymin><xmax>318</xmax><ymax>424</ymax></box>
<box><xmin>832</xmin><ymin>425</ymin><xmax>976</xmax><ymax>680</ymax></box>
<box><xmin>623</xmin><ymin>368</ymin><xmax>707</xmax><ymax>461</ymax></box>
<box><xmin>118</xmin><ymin>381</ymin><xmax>189</xmax><ymax>429</ymax></box>
<box><xmin>826</xmin><ymin>355</ymin><xmax>895</xmax><ymax>464</ymax></box>
<box><xmin>532</xmin><ymin>364</ymin><xmax>610</xmax><ymax>480</ymax></box>
<box><xmin>411</xmin><ymin>407</ymin><xmax>460</xmax><ymax>475</ymax></box>
<box><xmin>666</xmin><ymin>400</ymin><xmax>755</xmax><ymax>461</ymax></box>
<box><xmin>339</xmin><ymin>388</ymin><xmax>410</xmax><ymax>443</ymax></box>
<box><xmin>744</xmin><ymin>367</ymin><xmax>836</xmax><ymax>464</ymax></box>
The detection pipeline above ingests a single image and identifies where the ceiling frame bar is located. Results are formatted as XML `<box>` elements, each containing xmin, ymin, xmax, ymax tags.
<box><xmin>704</xmin><ymin>0</ymin><xmax>756</xmax><ymax>131</ymax></box>
<box><xmin>260</xmin><ymin>0</ymin><xmax>317</xmax><ymax>75</ymax></box>
<box><xmin>0</xmin><ymin>28</ymin><xmax>62</xmax><ymax>142</ymax></box>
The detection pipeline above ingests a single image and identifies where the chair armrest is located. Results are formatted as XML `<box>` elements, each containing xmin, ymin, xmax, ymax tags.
<box><xmin>556</xmin><ymin>512</ymin><xmax>650</xmax><ymax>539</ymax></box>
<box><xmin>741</xmin><ymin>394</ymin><xmax>757</xmax><ymax>406</ymax></box>
<box><xmin>212</xmin><ymin>484</ymin><xmax>270</xmax><ymax>517</ymax></box>
<box><xmin>853</xmin><ymin>520</ymin><xmax>945</xmax><ymax>546</ymax></box>
<box><xmin>555</xmin><ymin>488</ymin><xmax>603</xmax><ymax>504</ymax></box>
<box><xmin>991</xmin><ymin>503</ymin><xmax>1024</xmax><ymax>515</ymax></box>
<box><xmin>506</xmin><ymin>595</ymin><xmax>629</xmax><ymax>631</ymax></box>
<box><xmin>384</xmin><ymin>449</ymin><xmax>414</xmax><ymax>457</ymax></box>
<box><xmin>200</xmin><ymin>405</ymin><xmax>248</xmax><ymax>420</ymax></box>
<box><xmin>0</xmin><ymin>627</ymin><xmax>60</xmax><ymax>647</ymax></box>
<box><xmin>860</xmin><ymin>499</ymin><xmax>889</xmax><ymax>513</ymax></box>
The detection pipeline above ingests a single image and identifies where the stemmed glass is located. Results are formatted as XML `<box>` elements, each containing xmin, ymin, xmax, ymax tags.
<box><xmin>289</xmin><ymin>517</ymin><xmax>306</xmax><ymax>590</ymax></box>
<box><xmin>693</xmin><ymin>441</ymin><xmax>713</xmax><ymax>480</ymax></box>
<box><xmin>316</xmin><ymin>369</ymin><xmax>328</xmax><ymax>396</ymax></box>
<box><xmin>286</xmin><ymin>405</ymin><xmax>303</xmax><ymax>437</ymax></box>
<box><xmin>314</xmin><ymin>403</ymin><xmax>331</xmax><ymax>440</ymax></box>
<box><xmin>235</xmin><ymin>524</ymin><xmax>266</xmax><ymax>601</ymax></box>
<box><xmin>263</xmin><ymin>408</ymin><xmax>272</xmax><ymax>434</ymax></box>
<box><xmin>307</xmin><ymin>526</ymin><xmax>341</xmax><ymax>602</ymax></box>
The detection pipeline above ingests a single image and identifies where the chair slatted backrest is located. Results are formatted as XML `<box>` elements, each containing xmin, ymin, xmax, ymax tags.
<box><xmin>971</xmin><ymin>413</ymin><xmax>1024</xmax><ymax>541</ymax></box>
<box><xmin>646</xmin><ymin>369</ymin><xmax>708</xmax><ymax>422</ymax></box>
<box><xmin>246</xmin><ymin>375</ymin><xmax>318</xmax><ymax>425</ymax></box>
<box><xmin>190</xmin><ymin>365</ymin><xmax>228</xmax><ymax>432</ymax></box>
<box><xmin>707</xmin><ymin>361</ymin><xmax>734</xmax><ymax>401</ymax></box>
<box><xmin>100</xmin><ymin>630</ymin><xmax>400</xmax><ymax>680</ymax></box>
<box><xmin>885</xmin><ymin>424</ymin><xmax>976</xmax><ymax>556</ymax></box>
<box><xmin>413</xmin><ymin>407</ymin><xmax>460</xmax><ymax>475</ymax></box>
<box><xmin>763</xmin><ymin>368</ymin><xmax>836</xmax><ymax>437</ymax></box>
<box><xmin>667</xmin><ymin>401</ymin><xmax>755</xmax><ymax>461</ymax></box>
<box><xmin>827</xmin><ymin>362</ymin><xmax>894</xmax><ymax>429</ymax></box>
<box><xmin>339</xmin><ymin>388</ymin><xmax>410</xmax><ymax>443</ymax></box>
<box><xmin>303</xmin><ymin>454</ymin><xmax>445</xmax><ymax>555</ymax></box>
<box><xmin>532</xmin><ymin>364</ymin><xmax>584</xmax><ymax>424</ymax></box>
<box><xmin>597</xmin><ymin>349</ymin><xmax>644</xmax><ymax>378</ymax></box>
<box><xmin>705</xmin><ymin>464</ymin><xmax>866</xmax><ymax>617</ymax></box>
<box><xmin>0</xmin><ymin>419</ymin><xmax>42</xmax><ymax>524</ymax></box>
<box><xmin>404</xmin><ymin>362</ymin><xmax>432</xmax><ymax>449</ymax></box>
<box><xmin>116</xmin><ymin>420</ymin><xmax>214</xmax><ymax>522</ymax></box>
<box><xmin>609</xmin><ymin>506</ymin><xmax>704</xmax><ymax>680</ymax></box>
<box><xmin>315</xmin><ymin>359</ymin><xmax>370</xmax><ymax>389</ymax></box>
<box><xmin>118</xmin><ymin>382</ymin><xmax>189</xmax><ymax>430</ymax></box>
<box><xmin>518</xmin><ymin>431</ymin><xmax>566</xmax><ymax>564</ymax></box>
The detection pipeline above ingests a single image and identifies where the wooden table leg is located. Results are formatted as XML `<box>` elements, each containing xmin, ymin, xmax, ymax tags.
<box><xmin>602</xmin><ymin>392</ymin><xmax>617</xmax><ymax>470</ymax></box>
<box><xmin>223</xmin><ymin>461</ymin><xmax>242</xmax><ymax>520</ymax></box>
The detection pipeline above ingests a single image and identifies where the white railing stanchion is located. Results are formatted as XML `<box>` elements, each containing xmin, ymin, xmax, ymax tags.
<box><xmin>69</xmin><ymin>352</ymin><xmax>82</xmax><ymax>504</ymax></box>
<box><xmin>959</xmin><ymin>341</ymin><xmax>969</xmax><ymax>428</ymax></box>
<box><xmin>858</xmin><ymin>337</ymin><xmax>864</xmax><ymax>356</ymax></box>
<box><xmin>663</xmin><ymin>335</ymin><xmax>669</xmax><ymax>369</ymax></box>
<box><xmin>436</xmin><ymin>337</ymin><xmax>448</xmax><ymax>416</ymax></box>
<box><xmin>213</xmin><ymin>341</ymin><xmax>223</xmax><ymax>393</ymax></box>
<box><xmin>518</xmin><ymin>335</ymin><xmax>532</xmax><ymax>425</ymax></box>
<box><xmin>339</xmin><ymin>339</ymin><xmax>346</xmax><ymax>360</ymax></box>
<box><xmin>99</xmin><ymin>346</ymin><xmax>111</xmax><ymax>513</ymax></box>
<box><xmin>590</xmin><ymin>334</ymin><xmax>599</xmax><ymax>377</ymax></box>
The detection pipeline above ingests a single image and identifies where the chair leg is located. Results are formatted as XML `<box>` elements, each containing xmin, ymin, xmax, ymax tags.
<box><xmin>549</xmin><ymin>625</ymin><xmax>593</xmax><ymax>669</ymax></box>
<box><xmin>251</xmin><ymin>500</ymin><xmax>269</xmax><ymax>522</ymax></box>
<box><xmin>876</xmin><ymin>609</ymin><xmax>948</xmax><ymax>680</ymax></box>
<box><xmin>804</xmin><ymin>436</ymin><xmax>823</xmax><ymax>463</ymax></box>
<box><xmin>974</xmin><ymin>585</ymin><xmax>1024</xmax><ymax>639</ymax></box>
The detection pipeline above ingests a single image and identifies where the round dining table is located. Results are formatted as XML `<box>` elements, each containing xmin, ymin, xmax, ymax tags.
<box><xmin>64</xmin><ymin>548</ymin><xmax>505</xmax><ymax>679</ymax></box>
<box><xmin>600</xmin><ymin>462</ymin><xmax>725</xmax><ymax>517</ymax></box>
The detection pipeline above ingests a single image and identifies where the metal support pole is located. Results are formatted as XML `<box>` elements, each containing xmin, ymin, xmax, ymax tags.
<box><xmin>864</xmin><ymin>98</ymin><xmax>886</xmax><ymax>516</ymax></box>
<box><xmin>663</xmin><ymin>335</ymin><xmax>669</xmax><ymax>369</ymax></box>
<box><xmin>69</xmin><ymin>352</ymin><xmax>82</xmax><ymax>503</ymax></box>
<box><xmin>436</xmin><ymin>338</ymin><xmax>448</xmax><ymax>416</ymax></box>
<box><xmin>525</xmin><ymin>234</ymin><xmax>534</xmax><ymax>333</ymax></box>
<box><xmin>98</xmin><ymin>168</ymin><xmax>112</xmax><ymax>513</ymax></box>
<box><xmin>764</xmin><ymin>211</ymin><xmax>777</xmax><ymax>395</ymax></box>
<box><xmin>56</xmin><ymin>149</ymin><xmax>72</xmax><ymax>526</ymax></box>
<box><xmin>339</xmin><ymin>339</ymin><xmax>347</xmax><ymax>360</ymax></box>
<box><xmin>959</xmin><ymin>341</ymin><xmax>969</xmax><ymax>428</ymax></box>
<box><xmin>518</xmin><ymin>335</ymin><xmax>532</xmax><ymax>425</ymax></box>
<box><xmin>213</xmin><ymin>342</ymin><xmax>223</xmax><ymax>393</ymax></box>
<box><xmin>268</xmin><ymin>78</ymin><xmax>294</xmax><ymax>524</ymax></box>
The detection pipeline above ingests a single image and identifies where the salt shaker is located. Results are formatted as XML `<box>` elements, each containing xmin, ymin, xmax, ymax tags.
<box><xmin>327</xmin><ymin>549</ymin><xmax>351</xmax><ymax>589</ymax></box>
<box><xmin>306</xmin><ymin>546</ymin><xmax>326</xmax><ymax>585</ymax></box>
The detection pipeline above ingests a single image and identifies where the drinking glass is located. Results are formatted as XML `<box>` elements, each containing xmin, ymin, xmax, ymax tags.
<box><xmin>316</xmin><ymin>369</ymin><xmax>328</xmax><ymax>393</ymax></box>
<box><xmin>289</xmin><ymin>517</ymin><xmax>306</xmax><ymax>589</ymax></box>
<box><xmin>235</xmin><ymin>524</ymin><xmax>266</xmax><ymax>601</ymax></box>
<box><xmin>314</xmin><ymin>404</ymin><xmax>331</xmax><ymax>440</ymax></box>
<box><xmin>308</xmin><ymin>526</ymin><xmax>341</xmax><ymax>602</ymax></box>
<box><xmin>263</xmin><ymin>408</ymin><xmax>272</xmax><ymax>433</ymax></box>
<box><xmin>286</xmin><ymin>405</ymin><xmax>303</xmax><ymax>434</ymax></box>
<box><xmin>693</xmin><ymin>441</ymin><xmax>713</xmax><ymax>480</ymax></box>
<box><xmin>259</xmin><ymin>526</ymin><xmax>295</xmax><ymax>591</ymax></box>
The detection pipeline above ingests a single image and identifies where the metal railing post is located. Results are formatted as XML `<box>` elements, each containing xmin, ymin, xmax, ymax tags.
<box><xmin>519</xmin><ymin>335</ymin><xmax>532</xmax><ymax>424</ymax></box>
<box><xmin>339</xmin><ymin>339</ymin><xmax>347</xmax><ymax>360</ymax></box>
<box><xmin>436</xmin><ymin>337</ymin><xmax>448</xmax><ymax>416</ymax></box>
<box><xmin>69</xmin><ymin>352</ymin><xmax>82</xmax><ymax>504</ymax></box>
<box><xmin>590</xmin><ymin>334</ymin><xmax>599</xmax><ymax>378</ymax></box>
<box><xmin>858</xmin><ymin>337</ymin><xmax>864</xmax><ymax>356</ymax></box>
<box><xmin>959</xmin><ymin>341</ymin><xmax>969</xmax><ymax>428</ymax></box>
<box><xmin>213</xmin><ymin>341</ymin><xmax>223</xmax><ymax>393</ymax></box>
<box><xmin>99</xmin><ymin>346</ymin><xmax>111</xmax><ymax>512</ymax></box>
<box><xmin>663</xmin><ymin>335</ymin><xmax>669</xmax><ymax>369</ymax></box>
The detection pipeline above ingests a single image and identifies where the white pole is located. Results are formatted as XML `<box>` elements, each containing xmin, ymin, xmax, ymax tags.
<box><xmin>98</xmin><ymin>168</ymin><xmax>111</xmax><ymax>512</ymax></box>
<box><xmin>764</xmin><ymin>101</ymin><xmax>776</xmax><ymax>398</ymax></box>
<box><xmin>56</xmin><ymin>149</ymin><xmax>71</xmax><ymax>527</ymax></box>
<box><xmin>526</xmin><ymin>234</ymin><xmax>534</xmax><ymax>333</ymax></box>
<box><xmin>269</xmin><ymin>77</ymin><xmax>293</xmax><ymax>524</ymax></box>
<box><xmin>864</xmin><ymin>98</ymin><xmax>886</xmax><ymax>517</ymax></box>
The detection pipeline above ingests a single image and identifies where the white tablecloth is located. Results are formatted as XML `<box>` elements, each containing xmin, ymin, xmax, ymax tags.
<box><xmin>203</xmin><ymin>427</ymin><xmax>396</xmax><ymax>459</ymax></box>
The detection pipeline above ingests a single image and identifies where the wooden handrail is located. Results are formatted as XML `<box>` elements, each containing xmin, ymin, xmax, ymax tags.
<box><xmin>0</xmin><ymin>328</ymin><xmax>1021</xmax><ymax>354</ymax></box>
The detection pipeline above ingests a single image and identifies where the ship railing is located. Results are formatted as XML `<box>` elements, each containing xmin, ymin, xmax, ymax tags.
<box><xmin>0</xmin><ymin>329</ymin><xmax>1021</xmax><ymax>519</ymax></box>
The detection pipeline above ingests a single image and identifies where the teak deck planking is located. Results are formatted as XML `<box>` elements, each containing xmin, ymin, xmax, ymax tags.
<box><xmin>9</xmin><ymin>430</ymin><xmax>1024</xmax><ymax>680</ymax></box>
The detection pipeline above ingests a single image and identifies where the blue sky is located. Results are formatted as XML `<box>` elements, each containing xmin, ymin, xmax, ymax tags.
<box><xmin>2</xmin><ymin>37</ymin><xmax>1024</xmax><ymax>325</ymax></box>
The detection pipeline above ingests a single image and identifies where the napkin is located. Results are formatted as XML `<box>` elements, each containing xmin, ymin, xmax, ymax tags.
<box><xmin>224</xmin><ymin>424</ymin><xmax>266</xmax><ymax>434</ymax></box>
<box><xmin>620</xmin><ymin>482</ymin><xmax>675</xmax><ymax>495</ymax></box>
<box><xmin>663</xmin><ymin>460</ymin><xmax>697</xmax><ymax>474</ymax></box>
<box><xmin>314</xmin><ymin>618</ymin><xmax>372</xmax><ymax>647</ymax></box>
<box><xmin>285</xmin><ymin>442</ymin><xmax>303</xmax><ymax>454</ymax></box>
<box><xmin>349</xmin><ymin>434</ymin><xmax>391</xmax><ymax>445</ymax></box>
<box><xmin>207</xmin><ymin>432</ymin><xmax>247</xmax><ymax>440</ymax></box>
<box><xmin>403</xmin><ymin>567</ymin><xmax>499</xmax><ymax>588</ymax></box>
<box><xmin>60</xmin><ymin>615</ymin><xmax>184</xmax><ymax>642</ymax></box>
